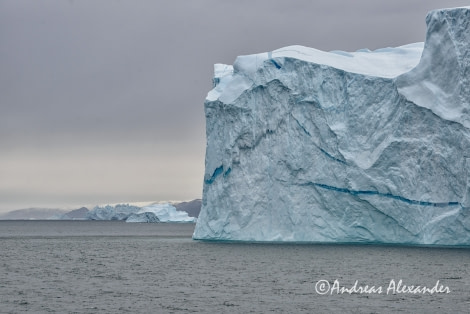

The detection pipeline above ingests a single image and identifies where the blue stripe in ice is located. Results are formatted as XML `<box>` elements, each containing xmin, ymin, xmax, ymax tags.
<box><xmin>270</xmin><ymin>59</ymin><xmax>281</xmax><ymax>69</ymax></box>
<box><xmin>305</xmin><ymin>182</ymin><xmax>460</xmax><ymax>207</ymax></box>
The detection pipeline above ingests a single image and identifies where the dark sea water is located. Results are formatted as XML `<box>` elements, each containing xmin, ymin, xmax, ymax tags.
<box><xmin>0</xmin><ymin>221</ymin><xmax>469</xmax><ymax>313</ymax></box>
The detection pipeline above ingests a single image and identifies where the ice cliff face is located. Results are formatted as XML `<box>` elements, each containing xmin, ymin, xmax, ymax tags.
<box><xmin>193</xmin><ymin>7</ymin><xmax>470</xmax><ymax>245</ymax></box>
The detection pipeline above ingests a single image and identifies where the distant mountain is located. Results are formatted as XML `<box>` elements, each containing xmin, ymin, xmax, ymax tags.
<box><xmin>173</xmin><ymin>199</ymin><xmax>201</xmax><ymax>218</ymax></box>
<box><xmin>0</xmin><ymin>199</ymin><xmax>201</xmax><ymax>220</ymax></box>
<box><xmin>0</xmin><ymin>208</ymin><xmax>68</xmax><ymax>220</ymax></box>
<box><xmin>61</xmin><ymin>207</ymin><xmax>89</xmax><ymax>220</ymax></box>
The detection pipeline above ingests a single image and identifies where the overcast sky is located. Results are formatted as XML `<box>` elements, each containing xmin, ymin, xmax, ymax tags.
<box><xmin>1</xmin><ymin>0</ymin><xmax>468</xmax><ymax>212</ymax></box>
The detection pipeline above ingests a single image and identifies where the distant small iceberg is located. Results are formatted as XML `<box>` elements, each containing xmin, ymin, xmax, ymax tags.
<box><xmin>126</xmin><ymin>212</ymin><xmax>160</xmax><ymax>223</ymax></box>
<box><xmin>130</xmin><ymin>203</ymin><xmax>196</xmax><ymax>223</ymax></box>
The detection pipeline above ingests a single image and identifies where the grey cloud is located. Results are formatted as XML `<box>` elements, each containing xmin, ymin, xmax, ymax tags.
<box><xmin>1</xmin><ymin>0</ymin><xmax>469</xmax><ymax>211</ymax></box>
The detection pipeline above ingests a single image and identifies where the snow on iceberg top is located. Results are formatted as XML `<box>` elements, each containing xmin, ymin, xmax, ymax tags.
<box><xmin>208</xmin><ymin>6</ymin><xmax>469</xmax><ymax>128</ymax></box>
<box><xmin>208</xmin><ymin>43</ymin><xmax>424</xmax><ymax>102</ymax></box>
<box><xmin>268</xmin><ymin>43</ymin><xmax>422</xmax><ymax>78</ymax></box>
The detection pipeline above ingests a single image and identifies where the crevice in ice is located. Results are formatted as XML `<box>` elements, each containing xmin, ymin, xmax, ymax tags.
<box><xmin>354</xmin><ymin>197</ymin><xmax>417</xmax><ymax>235</ymax></box>
<box><xmin>304</xmin><ymin>182</ymin><xmax>461</xmax><ymax>207</ymax></box>
<box><xmin>212</xmin><ymin>77</ymin><xmax>220</xmax><ymax>88</ymax></box>
<box><xmin>204</xmin><ymin>165</ymin><xmax>232</xmax><ymax>185</ymax></box>
<box><xmin>292</xmin><ymin>115</ymin><xmax>311</xmax><ymax>136</ymax></box>
<box><xmin>317</xmin><ymin>148</ymin><xmax>347</xmax><ymax>165</ymax></box>
<box><xmin>205</xmin><ymin>166</ymin><xmax>224</xmax><ymax>184</ymax></box>
<box><xmin>270</xmin><ymin>59</ymin><xmax>282</xmax><ymax>69</ymax></box>
<box><xmin>291</xmin><ymin>114</ymin><xmax>347</xmax><ymax>165</ymax></box>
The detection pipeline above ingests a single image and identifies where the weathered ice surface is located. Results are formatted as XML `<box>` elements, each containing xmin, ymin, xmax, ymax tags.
<box><xmin>132</xmin><ymin>204</ymin><xmax>196</xmax><ymax>223</ymax></box>
<box><xmin>126</xmin><ymin>212</ymin><xmax>160</xmax><ymax>223</ymax></box>
<box><xmin>86</xmin><ymin>204</ymin><xmax>141</xmax><ymax>221</ymax></box>
<box><xmin>193</xmin><ymin>7</ymin><xmax>470</xmax><ymax>245</ymax></box>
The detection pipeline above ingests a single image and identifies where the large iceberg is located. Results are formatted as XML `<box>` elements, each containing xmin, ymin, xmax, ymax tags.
<box><xmin>86</xmin><ymin>204</ymin><xmax>141</xmax><ymax>221</ymax></box>
<box><xmin>86</xmin><ymin>203</ymin><xmax>196</xmax><ymax>223</ymax></box>
<box><xmin>193</xmin><ymin>7</ymin><xmax>470</xmax><ymax>245</ymax></box>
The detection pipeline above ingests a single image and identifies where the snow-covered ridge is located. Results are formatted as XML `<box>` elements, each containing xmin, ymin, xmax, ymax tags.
<box><xmin>194</xmin><ymin>7</ymin><xmax>470</xmax><ymax>245</ymax></box>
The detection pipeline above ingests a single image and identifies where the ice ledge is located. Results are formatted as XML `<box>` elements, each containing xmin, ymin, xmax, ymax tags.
<box><xmin>207</xmin><ymin>43</ymin><xmax>424</xmax><ymax>103</ymax></box>
<box><xmin>396</xmin><ymin>6</ymin><xmax>470</xmax><ymax>128</ymax></box>
<box><xmin>269</xmin><ymin>43</ymin><xmax>424</xmax><ymax>78</ymax></box>
<box><xmin>231</xmin><ymin>43</ymin><xmax>424</xmax><ymax>80</ymax></box>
